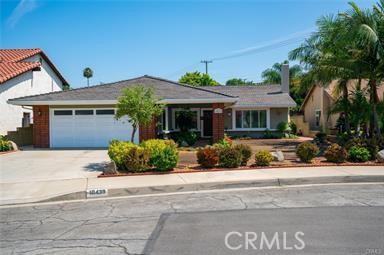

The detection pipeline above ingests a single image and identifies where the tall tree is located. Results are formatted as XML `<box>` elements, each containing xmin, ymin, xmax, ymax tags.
<box><xmin>225</xmin><ymin>78</ymin><xmax>256</xmax><ymax>86</ymax></box>
<box><xmin>83</xmin><ymin>67</ymin><xmax>93</xmax><ymax>87</ymax></box>
<box><xmin>261</xmin><ymin>60</ymin><xmax>305</xmax><ymax>112</ymax></box>
<box><xmin>179</xmin><ymin>71</ymin><xmax>218</xmax><ymax>86</ymax></box>
<box><xmin>289</xmin><ymin>1</ymin><xmax>384</xmax><ymax>138</ymax></box>
<box><xmin>115</xmin><ymin>86</ymin><xmax>164</xmax><ymax>142</ymax></box>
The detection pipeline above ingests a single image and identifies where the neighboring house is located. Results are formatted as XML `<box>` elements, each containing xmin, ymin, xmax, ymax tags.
<box><xmin>297</xmin><ymin>80</ymin><xmax>384</xmax><ymax>133</ymax></box>
<box><xmin>8</xmin><ymin>65</ymin><xmax>295</xmax><ymax>148</ymax></box>
<box><xmin>0</xmin><ymin>49</ymin><xmax>68</xmax><ymax>135</ymax></box>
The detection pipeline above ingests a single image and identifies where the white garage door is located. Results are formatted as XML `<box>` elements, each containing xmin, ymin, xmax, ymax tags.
<box><xmin>50</xmin><ymin>109</ymin><xmax>139</xmax><ymax>147</ymax></box>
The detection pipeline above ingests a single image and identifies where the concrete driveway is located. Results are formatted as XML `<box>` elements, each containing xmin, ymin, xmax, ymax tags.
<box><xmin>0</xmin><ymin>149</ymin><xmax>109</xmax><ymax>205</ymax></box>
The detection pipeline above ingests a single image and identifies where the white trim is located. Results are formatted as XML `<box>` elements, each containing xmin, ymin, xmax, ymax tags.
<box><xmin>9</xmin><ymin>98</ymin><xmax>237</xmax><ymax>106</ymax></box>
<box><xmin>171</xmin><ymin>108</ymin><xmax>200</xmax><ymax>131</ymax></box>
<box><xmin>231</xmin><ymin>108</ymin><xmax>270</xmax><ymax>131</ymax></box>
<box><xmin>165</xmin><ymin>107</ymin><xmax>169</xmax><ymax>131</ymax></box>
<box><xmin>200</xmin><ymin>108</ymin><xmax>213</xmax><ymax>138</ymax></box>
<box><xmin>9</xmin><ymin>100</ymin><xmax>117</xmax><ymax>106</ymax></box>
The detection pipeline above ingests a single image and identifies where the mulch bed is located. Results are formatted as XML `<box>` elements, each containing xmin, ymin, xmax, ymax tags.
<box><xmin>99</xmin><ymin>158</ymin><xmax>384</xmax><ymax>178</ymax></box>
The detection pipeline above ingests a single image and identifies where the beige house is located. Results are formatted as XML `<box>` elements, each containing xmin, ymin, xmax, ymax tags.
<box><xmin>292</xmin><ymin>80</ymin><xmax>384</xmax><ymax>136</ymax></box>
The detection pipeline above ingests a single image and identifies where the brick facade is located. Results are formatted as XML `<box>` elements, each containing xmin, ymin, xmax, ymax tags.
<box><xmin>139</xmin><ymin>117</ymin><xmax>157</xmax><ymax>142</ymax></box>
<box><xmin>33</xmin><ymin>105</ymin><xmax>50</xmax><ymax>148</ymax></box>
<box><xmin>212</xmin><ymin>103</ymin><xmax>225</xmax><ymax>143</ymax></box>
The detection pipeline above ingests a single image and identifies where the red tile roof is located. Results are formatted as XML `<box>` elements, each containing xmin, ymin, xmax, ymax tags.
<box><xmin>0</xmin><ymin>48</ymin><xmax>68</xmax><ymax>85</ymax></box>
<box><xmin>0</xmin><ymin>48</ymin><xmax>42</xmax><ymax>62</ymax></box>
<box><xmin>0</xmin><ymin>62</ymin><xmax>41</xmax><ymax>83</ymax></box>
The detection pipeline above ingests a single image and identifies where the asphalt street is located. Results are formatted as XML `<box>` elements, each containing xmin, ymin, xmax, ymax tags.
<box><xmin>1</xmin><ymin>183</ymin><xmax>384</xmax><ymax>255</ymax></box>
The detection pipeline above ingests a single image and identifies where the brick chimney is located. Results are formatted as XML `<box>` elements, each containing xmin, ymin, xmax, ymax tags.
<box><xmin>281</xmin><ymin>64</ymin><xmax>289</xmax><ymax>93</ymax></box>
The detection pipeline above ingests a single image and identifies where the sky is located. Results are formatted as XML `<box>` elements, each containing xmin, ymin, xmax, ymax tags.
<box><xmin>0</xmin><ymin>0</ymin><xmax>378</xmax><ymax>88</ymax></box>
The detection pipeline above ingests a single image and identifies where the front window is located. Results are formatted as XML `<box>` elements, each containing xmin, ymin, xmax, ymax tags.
<box><xmin>173</xmin><ymin>109</ymin><xmax>199</xmax><ymax>130</ymax></box>
<box><xmin>235</xmin><ymin>110</ymin><xmax>267</xmax><ymax>129</ymax></box>
<box><xmin>315</xmin><ymin>110</ymin><xmax>321</xmax><ymax>127</ymax></box>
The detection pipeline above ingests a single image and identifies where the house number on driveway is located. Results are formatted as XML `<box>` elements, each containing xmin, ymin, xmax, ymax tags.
<box><xmin>87</xmin><ymin>188</ymin><xmax>108</xmax><ymax>198</ymax></box>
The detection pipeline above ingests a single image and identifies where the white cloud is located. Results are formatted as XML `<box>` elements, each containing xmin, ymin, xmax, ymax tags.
<box><xmin>6</xmin><ymin>0</ymin><xmax>39</xmax><ymax>28</ymax></box>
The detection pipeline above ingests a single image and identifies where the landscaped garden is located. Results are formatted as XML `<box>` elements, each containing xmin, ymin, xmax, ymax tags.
<box><xmin>101</xmin><ymin>132</ymin><xmax>384</xmax><ymax>177</ymax></box>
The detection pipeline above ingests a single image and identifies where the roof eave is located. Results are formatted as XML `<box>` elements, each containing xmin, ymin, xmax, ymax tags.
<box><xmin>8</xmin><ymin>98</ymin><xmax>238</xmax><ymax>106</ymax></box>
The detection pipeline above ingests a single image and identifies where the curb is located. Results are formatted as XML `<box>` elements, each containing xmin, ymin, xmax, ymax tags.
<box><xmin>39</xmin><ymin>175</ymin><xmax>384</xmax><ymax>204</ymax></box>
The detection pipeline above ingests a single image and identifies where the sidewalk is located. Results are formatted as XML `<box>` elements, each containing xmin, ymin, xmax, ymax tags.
<box><xmin>1</xmin><ymin>166</ymin><xmax>384</xmax><ymax>205</ymax></box>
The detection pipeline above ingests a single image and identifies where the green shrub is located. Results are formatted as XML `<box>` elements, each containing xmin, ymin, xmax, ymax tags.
<box><xmin>196</xmin><ymin>146</ymin><xmax>219</xmax><ymax>168</ymax></box>
<box><xmin>0</xmin><ymin>136</ymin><xmax>12</xmax><ymax>152</ymax></box>
<box><xmin>344</xmin><ymin>137</ymin><xmax>364</xmax><ymax>150</ymax></box>
<box><xmin>123</xmin><ymin>146</ymin><xmax>150</xmax><ymax>172</ymax></box>
<box><xmin>296</xmin><ymin>142</ymin><xmax>319</xmax><ymax>163</ymax></box>
<box><xmin>175</xmin><ymin>131</ymin><xmax>198</xmax><ymax>146</ymax></box>
<box><xmin>314</xmin><ymin>132</ymin><xmax>327</xmax><ymax>144</ymax></box>
<box><xmin>142</xmin><ymin>139</ymin><xmax>179</xmax><ymax>171</ymax></box>
<box><xmin>254</xmin><ymin>150</ymin><xmax>273</xmax><ymax>166</ymax></box>
<box><xmin>218</xmin><ymin>147</ymin><xmax>242</xmax><ymax>168</ymax></box>
<box><xmin>108</xmin><ymin>140</ymin><xmax>136</xmax><ymax>170</ymax></box>
<box><xmin>277</xmin><ymin>121</ymin><xmax>290</xmax><ymax>133</ymax></box>
<box><xmin>263</xmin><ymin>129</ymin><xmax>282</xmax><ymax>139</ymax></box>
<box><xmin>324</xmin><ymin>143</ymin><xmax>347</xmax><ymax>163</ymax></box>
<box><xmin>289</xmin><ymin>121</ymin><xmax>297</xmax><ymax>134</ymax></box>
<box><xmin>213</xmin><ymin>136</ymin><xmax>233</xmax><ymax>151</ymax></box>
<box><xmin>363</xmin><ymin>138</ymin><xmax>379</xmax><ymax>160</ymax></box>
<box><xmin>348</xmin><ymin>146</ymin><xmax>370</xmax><ymax>162</ymax></box>
<box><xmin>233</xmin><ymin>144</ymin><xmax>252</xmax><ymax>166</ymax></box>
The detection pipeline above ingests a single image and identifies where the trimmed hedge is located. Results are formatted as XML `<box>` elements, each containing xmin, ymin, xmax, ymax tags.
<box><xmin>218</xmin><ymin>147</ymin><xmax>242</xmax><ymax>168</ymax></box>
<box><xmin>108</xmin><ymin>140</ymin><xmax>136</xmax><ymax>171</ymax></box>
<box><xmin>124</xmin><ymin>146</ymin><xmax>150</xmax><ymax>172</ymax></box>
<box><xmin>296</xmin><ymin>142</ymin><xmax>319</xmax><ymax>163</ymax></box>
<box><xmin>196</xmin><ymin>146</ymin><xmax>219</xmax><ymax>168</ymax></box>
<box><xmin>254</xmin><ymin>150</ymin><xmax>273</xmax><ymax>166</ymax></box>
<box><xmin>141</xmin><ymin>139</ymin><xmax>179</xmax><ymax>171</ymax></box>
<box><xmin>324</xmin><ymin>143</ymin><xmax>347</xmax><ymax>163</ymax></box>
<box><xmin>348</xmin><ymin>146</ymin><xmax>370</xmax><ymax>162</ymax></box>
<box><xmin>234</xmin><ymin>144</ymin><xmax>252</xmax><ymax>166</ymax></box>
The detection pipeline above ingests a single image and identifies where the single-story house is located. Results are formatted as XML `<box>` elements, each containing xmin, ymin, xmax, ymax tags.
<box><xmin>0</xmin><ymin>48</ymin><xmax>67</xmax><ymax>135</ymax></box>
<box><xmin>296</xmin><ymin>79</ymin><xmax>384</xmax><ymax>134</ymax></box>
<box><xmin>8</xmin><ymin>65</ymin><xmax>295</xmax><ymax>148</ymax></box>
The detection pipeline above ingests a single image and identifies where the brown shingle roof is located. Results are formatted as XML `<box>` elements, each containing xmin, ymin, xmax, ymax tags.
<box><xmin>8</xmin><ymin>75</ymin><xmax>236</xmax><ymax>104</ymax></box>
<box><xmin>204</xmin><ymin>85</ymin><xmax>296</xmax><ymax>107</ymax></box>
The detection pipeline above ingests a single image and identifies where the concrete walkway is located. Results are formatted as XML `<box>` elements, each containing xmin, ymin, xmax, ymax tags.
<box><xmin>1</xmin><ymin>163</ymin><xmax>383</xmax><ymax>205</ymax></box>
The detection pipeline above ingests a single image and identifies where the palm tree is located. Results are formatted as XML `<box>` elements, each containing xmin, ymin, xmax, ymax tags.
<box><xmin>83</xmin><ymin>67</ymin><xmax>93</xmax><ymax>87</ymax></box>
<box><xmin>339</xmin><ymin>1</ymin><xmax>384</xmax><ymax>138</ymax></box>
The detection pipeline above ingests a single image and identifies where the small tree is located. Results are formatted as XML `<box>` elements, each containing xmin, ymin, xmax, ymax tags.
<box><xmin>83</xmin><ymin>67</ymin><xmax>93</xmax><ymax>87</ymax></box>
<box><xmin>115</xmin><ymin>86</ymin><xmax>164</xmax><ymax>142</ymax></box>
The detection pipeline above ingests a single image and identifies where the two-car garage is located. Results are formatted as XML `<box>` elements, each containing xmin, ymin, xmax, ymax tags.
<box><xmin>50</xmin><ymin>108</ymin><xmax>138</xmax><ymax>147</ymax></box>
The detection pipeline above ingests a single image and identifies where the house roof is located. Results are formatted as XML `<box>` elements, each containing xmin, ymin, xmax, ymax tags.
<box><xmin>204</xmin><ymin>85</ymin><xmax>297</xmax><ymax>107</ymax></box>
<box><xmin>300</xmin><ymin>79</ymin><xmax>384</xmax><ymax>112</ymax></box>
<box><xmin>0</xmin><ymin>62</ymin><xmax>41</xmax><ymax>84</ymax></box>
<box><xmin>8</xmin><ymin>75</ymin><xmax>237</xmax><ymax>105</ymax></box>
<box><xmin>0</xmin><ymin>48</ymin><xmax>68</xmax><ymax>85</ymax></box>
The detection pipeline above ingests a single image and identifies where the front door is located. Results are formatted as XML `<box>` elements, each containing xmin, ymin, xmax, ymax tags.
<box><xmin>202</xmin><ymin>110</ymin><xmax>213</xmax><ymax>137</ymax></box>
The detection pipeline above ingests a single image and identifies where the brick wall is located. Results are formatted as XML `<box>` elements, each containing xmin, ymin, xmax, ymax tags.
<box><xmin>139</xmin><ymin>117</ymin><xmax>157</xmax><ymax>142</ymax></box>
<box><xmin>33</xmin><ymin>106</ymin><xmax>50</xmax><ymax>148</ymax></box>
<box><xmin>212</xmin><ymin>103</ymin><xmax>224</xmax><ymax>143</ymax></box>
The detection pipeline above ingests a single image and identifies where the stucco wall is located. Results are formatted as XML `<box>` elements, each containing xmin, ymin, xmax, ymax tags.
<box><xmin>303</xmin><ymin>85</ymin><xmax>323</xmax><ymax>131</ymax></box>
<box><xmin>270</xmin><ymin>108</ymin><xmax>289</xmax><ymax>129</ymax></box>
<box><xmin>0</xmin><ymin>54</ymin><xmax>63</xmax><ymax>135</ymax></box>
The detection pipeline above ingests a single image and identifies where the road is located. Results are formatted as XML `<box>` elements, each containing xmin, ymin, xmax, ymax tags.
<box><xmin>1</xmin><ymin>183</ymin><xmax>383</xmax><ymax>254</ymax></box>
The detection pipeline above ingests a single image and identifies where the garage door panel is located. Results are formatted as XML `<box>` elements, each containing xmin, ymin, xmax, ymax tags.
<box><xmin>51</xmin><ymin>109</ymin><xmax>138</xmax><ymax>148</ymax></box>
